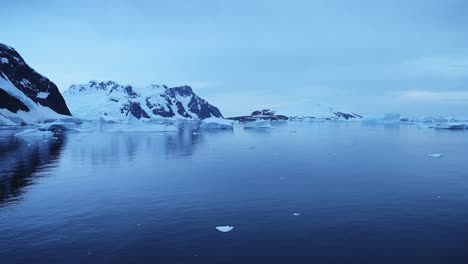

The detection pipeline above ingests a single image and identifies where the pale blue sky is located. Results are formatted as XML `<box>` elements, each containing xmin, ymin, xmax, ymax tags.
<box><xmin>3</xmin><ymin>0</ymin><xmax>468</xmax><ymax>116</ymax></box>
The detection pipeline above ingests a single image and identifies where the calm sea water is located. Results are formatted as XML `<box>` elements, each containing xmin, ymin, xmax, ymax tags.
<box><xmin>1</xmin><ymin>122</ymin><xmax>468</xmax><ymax>264</ymax></box>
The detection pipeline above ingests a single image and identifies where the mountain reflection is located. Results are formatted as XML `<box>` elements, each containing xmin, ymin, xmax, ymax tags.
<box><xmin>0</xmin><ymin>131</ymin><xmax>66</xmax><ymax>206</ymax></box>
<box><xmin>67</xmin><ymin>128</ymin><xmax>211</xmax><ymax>166</ymax></box>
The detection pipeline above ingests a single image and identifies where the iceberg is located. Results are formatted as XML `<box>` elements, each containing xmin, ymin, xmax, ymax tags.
<box><xmin>243</xmin><ymin>120</ymin><xmax>273</xmax><ymax>129</ymax></box>
<box><xmin>200</xmin><ymin>117</ymin><xmax>234</xmax><ymax>130</ymax></box>
<box><xmin>216</xmin><ymin>226</ymin><xmax>234</xmax><ymax>233</ymax></box>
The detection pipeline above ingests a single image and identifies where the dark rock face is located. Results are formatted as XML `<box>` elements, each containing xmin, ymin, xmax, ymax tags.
<box><xmin>0</xmin><ymin>43</ymin><xmax>71</xmax><ymax>116</ymax></box>
<box><xmin>165</xmin><ymin>86</ymin><xmax>223</xmax><ymax>119</ymax></box>
<box><xmin>0</xmin><ymin>88</ymin><xmax>29</xmax><ymax>113</ymax></box>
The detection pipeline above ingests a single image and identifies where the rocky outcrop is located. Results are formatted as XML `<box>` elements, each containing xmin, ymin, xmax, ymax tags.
<box><xmin>0</xmin><ymin>43</ymin><xmax>71</xmax><ymax>125</ymax></box>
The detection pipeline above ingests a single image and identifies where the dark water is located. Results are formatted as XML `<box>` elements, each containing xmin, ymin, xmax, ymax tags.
<box><xmin>1</xmin><ymin>122</ymin><xmax>468</xmax><ymax>264</ymax></box>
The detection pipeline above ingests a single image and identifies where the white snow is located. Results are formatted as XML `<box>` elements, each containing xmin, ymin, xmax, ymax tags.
<box><xmin>0</xmin><ymin>114</ymin><xmax>17</xmax><ymax>126</ymax></box>
<box><xmin>0</xmin><ymin>58</ymin><xmax>8</xmax><ymax>64</ymax></box>
<box><xmin>292</xmin><ymin>213</ymin><xmax>301</xmax><ymax>216</ymax></box>
<box><xmin>428</xmin><ymin>153</ymin><xmax>443</xmax><ymax>158</ymax></box>
<box><xmin>36</xmin><ymin>92</ymin><xmax>50</xmax><ymax>99</ymax></box>
<box><xmin>216</xmin><ymin>226</ymin><xmax>234</xmax><ymax>232</ymax></box>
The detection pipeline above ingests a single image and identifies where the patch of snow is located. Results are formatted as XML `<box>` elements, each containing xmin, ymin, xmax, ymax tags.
<box><xmin>428</xmin><ymin>153</ymin><xmax>443</xmax><ymax>158</ymax></box>
<box><xmin>36</xmin><ymin>92</ymin><xmax>50</xmax><ymax>99</ymax></box>
<box><xmin>216</xmin><ymin>226</ymin><xmax>234</xmax><ymax>233</ymax></box>
<box><xmin>20</xmin><ymin>78</ymin><xmax>32</xmax><ymax>87</ymax></box>
<box><xmin>0</xmin><ymin>57</ymin><xmax>8</xmax><ymax>64</ymax></box>
<box><xmin>292</xmin><ymin>213</ymin><xmax>301</xmax><ymax>216</ymax></box>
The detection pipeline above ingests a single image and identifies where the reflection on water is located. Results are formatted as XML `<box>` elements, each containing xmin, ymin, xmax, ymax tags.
<box><xmin>0</xmin><ymin>130</ymin><xmax>66</xmax><ymax>206</ymax></box>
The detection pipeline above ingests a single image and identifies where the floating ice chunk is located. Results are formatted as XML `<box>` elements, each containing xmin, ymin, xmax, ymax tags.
<box><xmin>216</xmin><ymin>226</ymin><xmax>234</xmax><ymax>232</ymax></box>
<box><xmin>243</xmin><ymin>120</ymin><xmax>273</xmax><ymax>129</ymax></box>
<box><xmin>292</xmin><ymin>213</ymin><xmax>300</xmax><ymax>216</ymax></box>
<box><xmin>200</xmin><ymin>117</ymin><xmax>234</xmax><ymax>129</ymax></box>
<box><xmin>38</xmin><ymin>121</ymin><xmax>79</xmax><ymax>131</ymax></box>
<box><xmin>14</xmin><ymin>128</ymin><xmax>53</xmax><ymax>137</ymax></box>
<box><xmin>428</xmin><ymin>153</ymin><xmax>443</xmax><ymax>158</ymax></box>
<box><xmin>433</xmin><ymin>122</ymin><xmax>466</xmax><ymax>130</ymax></box>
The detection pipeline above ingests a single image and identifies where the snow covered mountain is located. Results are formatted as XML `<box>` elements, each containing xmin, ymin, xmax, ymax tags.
<box><xmin>0</xmin><ymin>43</ymin><xmax>71</xmax><ymax>125</ymax></box>
<box><xmin>63</xmin><ymin>81</ymin><xmax>223</xmax><ymax>121</ymax></box>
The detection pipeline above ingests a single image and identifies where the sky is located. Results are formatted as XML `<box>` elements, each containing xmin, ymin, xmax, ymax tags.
<box><xmin>2</xmin><ymin>0</ymin><xmax>468</xmax><ymax>117</ymax></box>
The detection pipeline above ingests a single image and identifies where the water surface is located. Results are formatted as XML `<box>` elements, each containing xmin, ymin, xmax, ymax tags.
<box><xmin>1</xmin><ymin>122</ymin><xmax>468</xmax><ymax>263</ymax></box>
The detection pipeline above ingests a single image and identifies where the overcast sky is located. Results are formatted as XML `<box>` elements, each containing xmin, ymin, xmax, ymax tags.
<box><xmin>3</xmin><ymin>0</ymin><xmax>468</xmax><ymax>116</ymax></box>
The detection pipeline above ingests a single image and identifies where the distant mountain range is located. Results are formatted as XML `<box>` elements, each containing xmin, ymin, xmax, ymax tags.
<box><xmin>63</xmin><ymin>81</ymin><xmax>223</xmax><ymax>121</ymax></box>
<box><xmin>0</xmin><ymin>43</ymin><xmax>71</xmax><ymax>125</ymax></box>
<box><xmin>1</xmin><ymin>42</ymin><xmax>363</xmax><ymax>127</ymax></box>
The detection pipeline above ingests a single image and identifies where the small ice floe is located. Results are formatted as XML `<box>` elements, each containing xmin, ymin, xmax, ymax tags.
<box><xmin>216</xmin><ymin>226</ymin><xmax>234</xmax><ymax>233</ymax></box>
<box><xmin>428</xmin><ymin>153</ymin><xmax>443</xmax><ymax>158</ymax></box>
<box><xmin>292</xmin><ymin>213</ymin><xmax>301</xmax><ymax>216</ymax></box>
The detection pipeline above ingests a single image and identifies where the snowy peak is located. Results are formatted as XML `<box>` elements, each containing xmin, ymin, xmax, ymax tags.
<box><xmin>63</xmin><ymin>81</ymin><xmax>223</xmax><ymax>121</ymax></box>
<box><xmin>0</xmin><ymin>43</ymin><xmax>71</xmax><ymax>125</ymax></box>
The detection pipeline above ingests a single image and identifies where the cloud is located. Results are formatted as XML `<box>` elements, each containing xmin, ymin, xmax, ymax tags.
<box><xmin>400</xmin><ymin>56</ymin><xmax>468</xmax><ymax>78</ymax></box>
<box><xmin>399</xmin><ymin>90</ymin><xmax>468</xmax><ymax>102</ymax></box>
